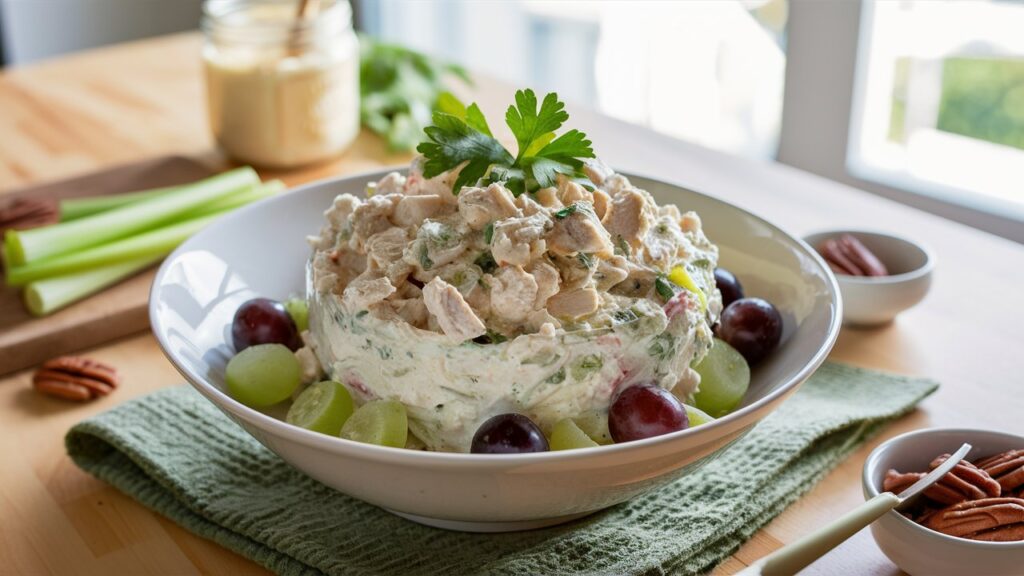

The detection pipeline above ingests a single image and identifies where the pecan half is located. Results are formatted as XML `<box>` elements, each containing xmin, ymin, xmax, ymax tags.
<box><xmin>816</xmin><ymin>234</ymin><xmax>889</xmax><ymax>277</ymax></box>
<box><xmin>923</xmin><ymin>497</ymin><xmax>1024</xmax><ymax>541</ymax></box>
<box><xmin>32</xmin><ymin>356</ymin><xmax>119</xmax><ymax>402</ymax></box>
<box><xmin>975</xmin><ymin>449</ymin><xmax>1024</xmax><ymax>494</ymax></box>
<box><xmin>818</xmin><ymin>238</ymin><xmax>864</xmax><ymax>276</ymax></box>
<box><xmin>837</xmin><ymin>234</ymin><xmax>889</xmax><ymax>277</ymax></box>
<box><xmin>0</xmin><ymin>197</ymin><xmax>59</xmax><ymax>234</ymax></box>
<box><xmin>883</xmin><ymin>456</ymin><xmax>1001</xmax><ymax>505</ymax></box>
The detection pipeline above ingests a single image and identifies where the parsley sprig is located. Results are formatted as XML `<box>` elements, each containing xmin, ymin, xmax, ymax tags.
<box><xmin>416</xmin><ymin>89</ymin><xmax>596</xmax><ymax>195</ymax></box>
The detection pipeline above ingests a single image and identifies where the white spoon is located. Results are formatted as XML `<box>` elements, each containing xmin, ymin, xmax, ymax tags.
<box><xmin>737</xmin><ymin>442</ymin><xmax>972</xmax><ymax>576</ymax></box>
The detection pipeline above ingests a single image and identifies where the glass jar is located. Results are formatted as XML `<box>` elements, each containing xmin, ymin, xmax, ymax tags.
<box><xmin>202</xmin><ymin>0</ymin><xmax>359</xmax><ymax>169</ymax></box>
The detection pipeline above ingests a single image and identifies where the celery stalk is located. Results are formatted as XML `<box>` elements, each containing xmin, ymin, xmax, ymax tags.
<box><xmin>200</xmin><ymin>179</ymin><xmax>285</xmax><ymax>215</ymax></box>
<box><xmin>6</xmin><ymin>181</ymin><xmax>283</xmax><ymax>285</ymax></box>
<box><xmin>6</xmin><ymin>215</ymin><xmax>216</xmax><ymax>285</ymax></box>
<box><xmin>4</xmin><ymin>167</ymin><xmax>259</xmax><ymax>266</ymax></box>
<box><xmin>23</xmin><ymin>254</ymin><xmax>163</xmax><ymax>317</ymax></box>
<box><xmin>59</xmin><ymin>185</ymin><xmax>178</xmax><ymax>221</ymax></box>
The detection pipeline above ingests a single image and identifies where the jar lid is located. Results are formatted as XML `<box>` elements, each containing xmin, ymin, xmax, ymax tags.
<box><xmin>202</xmin><ymin>0</ymin><xmax>352</xmax><ymax>47</ymax></box>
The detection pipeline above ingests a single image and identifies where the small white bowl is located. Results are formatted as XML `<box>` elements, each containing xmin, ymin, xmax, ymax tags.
<box><xmin>803</xmin><ymin>230</ymin><xmax>933</xmax><ymax>326</ymax></box>
<box><xmin>862</xmin><ymin>428</ymin><xmax>1024</xmax><ymax>576</ymax></box>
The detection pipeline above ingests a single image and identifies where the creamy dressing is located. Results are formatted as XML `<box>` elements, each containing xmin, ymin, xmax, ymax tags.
<box><xmin>203</xmin><ymin>1</ymin><xmax>359</xmax><ymax>168</ymax></box>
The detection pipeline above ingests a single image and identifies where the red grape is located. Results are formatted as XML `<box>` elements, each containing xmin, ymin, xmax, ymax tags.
<box><xmin>714</xmin><ymin>268</ymin><xmax>744</xmax><ymax>309</ymax></box>
<box><xmin>715</xmin><ymin>297</ymin><xmax>782</xmax><ymax>365</ymax></box>
<box><xmin>608</xmin><ymin>383</ymin><xmax>689</xmax><ymax>443</ymax></box>
<box><xmin>232</xmin><ymin>298</ymin><xmax>302</xmax><ymax>352</ymax></box>
<box><xmin>470</xmin><ymin>413</ymin><xmax>549</xmax><ymax>454</ymax></box>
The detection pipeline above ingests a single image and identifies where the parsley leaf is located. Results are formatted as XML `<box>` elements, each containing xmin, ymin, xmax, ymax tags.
<box><xmin>359</xmin><ymin>37</ymin><xmax>470</xmax><ymax>151</ymax></box>
<box><xmin>505</xmin><ymin>90</ymin><xmax>569</xmax><ymax>162</ymax></box>
<box><xmin>553</xmin><ymin>204</ymin><xmax>578</xmax><ymax>219</ymax></box>
<box><xmin>418</xmin><ymin>112</ymin><xmax>514</xmax><ymax>192</ymax></box>
<box><xmin>417</xmin><ymin>88</ymin><xmax>595</xmax><ymax>195</ymax></box>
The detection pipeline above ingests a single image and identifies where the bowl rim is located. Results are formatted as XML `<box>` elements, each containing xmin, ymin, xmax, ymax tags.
<box><xmin>150</xmin><ymin>167</ymin><xmax>842</xmax><ymax>465</ymax></box>
<box><xmin>862</xmin><ymin>427</ymin><xmax>1024</xmax><ymax>549</ymax></box>
<box><xmin>802</xmin><ymin>229</ymin><xmax>935</xmax><ymax>286</ymax></box>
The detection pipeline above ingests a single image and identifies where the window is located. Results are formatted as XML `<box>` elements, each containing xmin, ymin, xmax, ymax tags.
<box><xmin>361</xmin><ymin>0</ymin><xmax>788</xmax><ymax>160</ymax></box>
<box><xmin>849</xmin><ymin>0</ymin><xmax>1024</xmax><ymax>221</ymax></box>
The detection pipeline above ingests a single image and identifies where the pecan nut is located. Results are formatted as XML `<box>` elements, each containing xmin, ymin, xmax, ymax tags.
<box><xmin>32</xmin><ymin>356</ymin><xmax>119</xmax><ymax>401</ymax></box>
<box><xmin>817</xmin><ymin>234</ymin><xmax>889</xmax><ymax>277</ymax></box>
<box><xmin>837</xmin><ymin>234</ymin><xmax>889</xmax><ymax>277</ymax></box>
<box><xmin>0</xmin><ymin>197</ymin><xmax>59</xmax><ymax>234</ymax></box>
<box><xmin>923</xmin><ymin>497</ymin><xmax>1024</xmax><ymax>542</ymax></box>
<box><xmin>975</xmin><ymin>449</ymin><xmax>1024</xmax><ymax>494</ymax></box>
<box><xmin>883</xmin><ymin>455</ymin><xmax>1001</xmax><ymax>505</ymax></box>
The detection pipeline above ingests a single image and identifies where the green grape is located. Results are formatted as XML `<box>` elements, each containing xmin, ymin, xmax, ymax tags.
<box><xmin>572</xmin><ymin>409</ymin><xmax>614</xmax><ymax>445</ymax></box>
<box><xmin>549</xmin><ymin>418</ymin><xmax>599</xmax><ymax>451</ymax></box>
<box><xmin>340</xmin><ymin>399</ymin><xmax>408</xmax><ymax>447</ymax></box>
<box><xmin>226</xmin><ymin>343</ymin><xmax>301</xmax><ymax>408</ymax></box>
<box><xmin>286</xmin><ymin>380</ymin><xmax>354</xmax><ymax>435</ymax></box>
<box><xmin>692</xmin><ymin>338</ymin><xmax>751</xmax><ymax>417</ymax></box>
<box><xmin>284</xmin><ymin>297</ymin><xmax>309</xmax><ymax>332</ymax></box>
<box><xmin>684</xmin><ymin>404</ymin><xmax>715</xmax><ymax>427</ymax></box>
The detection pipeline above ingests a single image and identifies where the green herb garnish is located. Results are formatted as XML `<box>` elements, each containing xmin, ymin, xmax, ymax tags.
<box><xmin>571</xmin><ymin>354</ymin><xmax>604</xmax><ymax>381</ymax></box>
<box><xmin>614</xmin><ymin>234</ymin><xmax>631</xmax><ymax>257</ymax></box>
<box><xmin>554</xmin><ymin>204</ymin><xmax>578</xmax><ymax>219</ymax></box>
<box><xmin>545</xmin><ymin>368</ymin><xmax>566</xmax><ymax>384</ymax></box>
<box><xmin>483</xmin><ymin>222</ymin><xmax>494</xmax><ymax>244</ymax></box>
<box><xmin>359</xmin><ymin>37</ymin><xmax>470</xmax><ymax>151</ymax></box>
<box><xmin>418</xmin><ymin>243</ymin><xmax>433</xmax><ymax>270</ymax></box>
<box><xmin>416</xmin><ymin>89</ymin><xmax>595</xmax><ymax>195</ymax></box>
<box><xmin>474</xmin><ymin>250</ymin><xmax>497</xmax><ymax>274</ymax></box>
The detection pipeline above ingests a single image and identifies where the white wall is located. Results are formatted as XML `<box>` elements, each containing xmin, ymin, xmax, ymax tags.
<box><xmin>1</xmin><ymin>0</ymin><xmax>202</xmax><ymax>65</ymax></box>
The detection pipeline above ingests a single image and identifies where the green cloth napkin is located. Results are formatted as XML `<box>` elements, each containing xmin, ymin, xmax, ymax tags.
<box><xmin>66</xmin><ymin>362</ymin><xmax>937</xmax><ymax>576</ymax></box>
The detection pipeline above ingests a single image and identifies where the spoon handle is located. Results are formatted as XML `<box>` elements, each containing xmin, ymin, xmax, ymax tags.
<box><xmin>737</xmin><ymin>492</ymin><xmax>900</xmax><ymax>576</ymax></box>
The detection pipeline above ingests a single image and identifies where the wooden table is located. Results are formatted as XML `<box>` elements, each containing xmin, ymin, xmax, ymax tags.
<box><xmin>2</xmin><ymin>33</ymin><xmax>1022</xmax><ymax>576</ymax></box>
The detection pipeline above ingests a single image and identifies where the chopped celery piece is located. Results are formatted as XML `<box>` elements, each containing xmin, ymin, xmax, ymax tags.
<box><xmin>59</xmin><ymin>186</ymin><xmax>178</xmax><ymax>221</ymax></box>
<box><xmin>5</xmin><ymin>167</ymin><xmax>259</xmax><ymax>265</ymax></box>
<box><xmin>23</xmin><ymin>255</ymin><xmax>161</xmax><ymax>316</ymax></box>
<box><xmin>668</xmin><ymin>264</ymin><xmax>708</xmax><ymax>312</ymax></box>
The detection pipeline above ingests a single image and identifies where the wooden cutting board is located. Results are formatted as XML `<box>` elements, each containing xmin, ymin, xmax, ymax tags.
<box><xmin>0</xmin><ymin>156</ymin><xmax>217</xmax><ymax>375</ymax></box>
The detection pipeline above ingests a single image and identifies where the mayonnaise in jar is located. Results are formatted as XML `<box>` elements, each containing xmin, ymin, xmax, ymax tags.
<box><xmin>202</xmin><ymin>0</ymin><xmax>359</xmax><ymax>168</ymax></box>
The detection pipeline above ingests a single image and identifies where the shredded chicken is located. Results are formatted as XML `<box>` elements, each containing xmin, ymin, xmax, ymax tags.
<box><xmin>343</xmin><ymin>275</ymin><xmax>396</xmax><ymax>309</ymax></box>
<box><xmin>393</xmin><ymin>195</ymin><xmax>453</xmax><ymax>228</ymax></box>
<box><xmin>546</xmin><ymin>287</ymin><xmax>600</xmax><ymax>319</ymax></box>
<box><xmin>458</xmin><ymin>183</ymin><xmax>518</xmax><ymax>229</ymax></box>
<box><xmin>602</xmin><ymin>189</ymin><xmax>650</xmax><ymax>250</ymax></box>
<box><xmin>422</xmin><ymin>277</ymin><xmax>486</xmax><ymax>342</ymax></box>
<box><xmin>491</xmin><ymin>212</ymin><xmax>551</xmax><ymax>267</ymax></box>
<box><xmin>547</xmin><ymin>203</ymin><xmax>613</xmax><ymax>256</ymax></box>
<box><xmin>489</xmin><ymin>265</ymin><xmax>539</xmax><ymax>325</ymax></box>
<box><xmin>310</xmin><ymin>158</ymin><xmax>719</xmax><ymax>342</ymax></box>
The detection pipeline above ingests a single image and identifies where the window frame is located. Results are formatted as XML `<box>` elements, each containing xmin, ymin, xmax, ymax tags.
<box><xmin>777</xmin><ymin>0</ymin><xmax>1023</xmax><ymax>243</ymax></box>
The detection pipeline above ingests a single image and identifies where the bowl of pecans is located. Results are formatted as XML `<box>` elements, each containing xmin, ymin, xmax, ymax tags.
<box><xmin>804</xmin><ymin>230</ymin><xmax>933</xmax><ymax>327</ymax></box>
<box><xmin>862</xmin><ymin>428</ymin><xmax>1024</xmax><ymax>576</ymax></box>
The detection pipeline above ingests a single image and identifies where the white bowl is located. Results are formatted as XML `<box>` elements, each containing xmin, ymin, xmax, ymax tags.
<box><xmin>803</xmin><ymin>230</ymin><xmax>933</xmax><ymax>327</ymax></box>
<box><xmin>862</xmin><ymin>428</ymin><xmax>1024</xmax><ymax>576</ymax></box>
<box><xmin>150</xmin><ymin>169</ymin><xmax>841</xmax><ymax>532</ymax></box>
